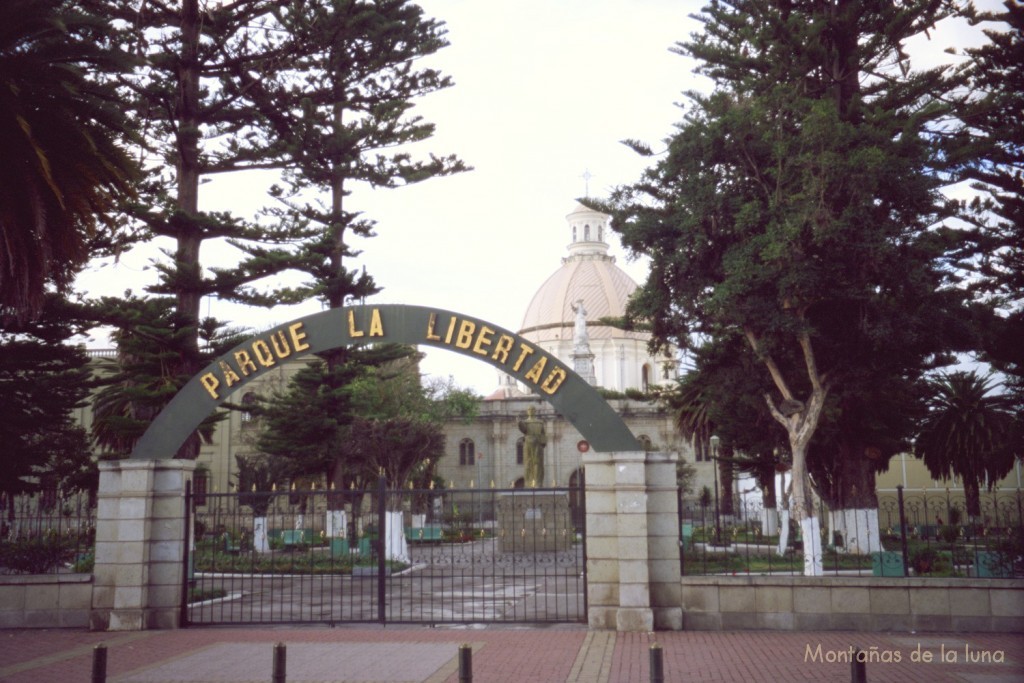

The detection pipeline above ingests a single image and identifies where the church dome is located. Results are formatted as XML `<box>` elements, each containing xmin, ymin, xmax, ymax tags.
<box><xmin>519</xmin><ymin>203</ymin><xmax>649</xmax><ymax>344</ymax></box>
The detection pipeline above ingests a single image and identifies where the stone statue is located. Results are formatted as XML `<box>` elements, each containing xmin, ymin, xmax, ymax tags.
<box><xmin>571</xmin><ymin>299</ymin><xmax>589</xmax><ymax>346</ymax></box>
<box><xmin>518</xmin><ymin>406</ymin><xmax>546</xmax><ymax>487</ymax></box>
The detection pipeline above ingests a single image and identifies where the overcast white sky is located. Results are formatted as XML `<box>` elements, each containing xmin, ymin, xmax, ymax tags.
<box><xmin>76</xmin><ymin>0</ymin><xmax>1000</xmax><ymax>395</ymax></box>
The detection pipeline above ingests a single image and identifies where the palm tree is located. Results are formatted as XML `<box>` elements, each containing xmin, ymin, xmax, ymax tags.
<box><xmin>0</xmin><ymin>0</ymin><xmax>137</xmax><ymax>322</ymax></box>
<box><xmin>914</xmin><ymin>371</ymin><xmax>1021</xmax><ymax>520</ymax></box>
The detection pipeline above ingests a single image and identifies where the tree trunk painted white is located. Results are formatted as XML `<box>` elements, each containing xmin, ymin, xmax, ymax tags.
<box><xmin>384</xmin><ymin>510</ymin><xmax>409</xmax><ymax>563</ymax></box>
<box><xmin>326</xmin><ymin>509</ymin><xmax>347</xmax><ymax>537</ymax></box>
<box><xmin>253</xmin><ymin>516</ymin><xmax>270</xmax><ymax>553</ymax></box>
<box><xmin>747</xmin><ymin>326</ymin><xmax>829</xmax><ymax>577</ymax></box>
<box><xmin>790</xmin><ymin>459</ymin><xmax>823</xmax><ymax>576</ymax></box>
<box><xmin>777</xmin><ymin>509</ymin><xmax>790</xmax><ymax>556</ymax></box>
<box><xmin>829</xmin><ymin>508</ymin><xmax>881</xmax><ymax>555</ymax></box>
<box><xmin>762</xmin><ymin>506</ymin><xmax>779</xmax><ymax>537</ymax></box>
<box><xmin>411</xmin><ymin>513</ymin><xmax>426</xmax><ymax>528</ymax></box>
<box><xmin>800</xmin><ymin>515</ymin><xmax>824</xmax><ymax>576</ymax></box>
<box><xmin>295</xmin><ymin>513</ymin><xmax>305</xmax><ymax>530</ymax></box>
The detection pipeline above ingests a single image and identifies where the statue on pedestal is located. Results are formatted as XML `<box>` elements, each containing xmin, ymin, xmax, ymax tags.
<box><xmin>518</xmin><ymin>406</ymin><xmax>546</xmax><ymax>487</ymax></box>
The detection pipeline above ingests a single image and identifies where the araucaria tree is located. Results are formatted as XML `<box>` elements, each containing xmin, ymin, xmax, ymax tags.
<box><xmin>0</xmin><ymin>297</ymin><xmax>94</xmax><ymax>502</ymax></box>
<box><xmin>88</xmin><ymin>0</ymin><xmax>464</xmax><ymax>457</ymax></box>
<box><xmin>232</xmin><ymin>0</ymin><xmax>468</xmax><ymax>313</ymax></box>
<box><xmin>606</xmin><ymin>0</ymin><xmax>975</xmax><ymax>574</ymax></box>
<box><xmin>232</xmin><ymin>0</ymin><xmax>466</xmax><ymax>492</ymax></box>
<box><xmin>88</xmin><ymin>0</ymin><xmax>297</xmax><ymax>457</ymax></box>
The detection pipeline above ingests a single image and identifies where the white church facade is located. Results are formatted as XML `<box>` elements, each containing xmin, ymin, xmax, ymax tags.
<box><xmin>434</xmin><ymin>203</ymin><xmax>701</xmax><ymax>491</ymax></box>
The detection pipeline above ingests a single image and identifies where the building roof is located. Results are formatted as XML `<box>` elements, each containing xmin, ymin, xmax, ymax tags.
<box><xmin>518</xmin><ymin>204</ymin><xmax>650</xmax><ymax>344</ymax></box>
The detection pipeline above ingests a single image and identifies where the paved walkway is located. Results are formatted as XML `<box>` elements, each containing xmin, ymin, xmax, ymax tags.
<box><xmin>1</xmin><ymin>626</ymin><xmax>1021</xmax><ymax>682</ymax></box>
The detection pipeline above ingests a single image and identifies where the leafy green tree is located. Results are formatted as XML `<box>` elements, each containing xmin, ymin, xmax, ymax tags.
<box><xmin>0</xmin><ymin>297</ymin><xmax>94</xmax><ymax>501</ymax></box>
<box><xmin>257</xmin><ymin>348</ymin><xmax>477</xmax><ymax>492</ymax></box>
<box><xmin>89</xmin><ymin>295</ymin><xmax>245</xmax><ymax>457</ymax></box>
<box><xmin>255</xmin><ymin>344</ymin><xmax>415</xmax><ymax>489</ymax></box>
<box><xmin>0</xmin><ymin>0</ymin><xmax>138</xmax><ymax>322</ymax></box>
<box><xmin>346</xmin><ymin>367</ymin><xmax>478</xmax><ymax>490</ymax></box>
<box><xmin>605</xmin><ymin>0</ymin><xmax>976</xmax><ymax>573</ymax></box>
<box><xmin>914</xmin><ymin>371</ymin><xmax>1021</xmax><ymax>519</ymax></box>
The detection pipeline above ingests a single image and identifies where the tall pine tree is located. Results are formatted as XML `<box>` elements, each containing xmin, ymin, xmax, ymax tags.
<box><xmin>605</xmin><ymin>0</ymin><xmax>978</xmax><ymax>574</ymax></box>
<box><xmin>229</xmin><ymin>0</ymin><xmax>467</xmax><ymax>489</ymax></box>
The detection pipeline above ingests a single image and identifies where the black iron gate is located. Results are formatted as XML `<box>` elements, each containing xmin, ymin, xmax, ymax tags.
<box><xmin>183</xmin><ymin>478</ymin><xmax>586</xmax><ymax>626</ymax></box>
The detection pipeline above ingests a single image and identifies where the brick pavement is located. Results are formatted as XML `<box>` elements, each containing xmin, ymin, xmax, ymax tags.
<box><xmin>1</xmin><ymin>626</ymin><xmax>1021</xmax><ymax>682</ymax></box>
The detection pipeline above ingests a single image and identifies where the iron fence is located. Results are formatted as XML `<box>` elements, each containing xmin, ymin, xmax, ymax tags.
<box><xmin>679</xmin><ymin>487</ymin><xmax>1023</xmax><ymax>578</ymax></box>
<box><xmin>0</xmin><ymin>490</ymin><xmax>96</xmax><ymax>575</ymax></box>
<box><xmin>186</xmin><ymin>479</ymin><xmax>586</xmax><ymax>626</ymax></box>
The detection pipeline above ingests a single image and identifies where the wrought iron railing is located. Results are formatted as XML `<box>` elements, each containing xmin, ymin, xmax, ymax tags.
<box><xmin>0</xmin><ymin>490</ymin><xmax>96</xmax><ymax>575</ymax></box>
<box><xmin>187</xmin><ymin>480</ymin><xmax>586</xmax><ymax>625</ymax></box>
<box><xmin>679</xmin><ymin>488</ymin><xmax>1023</xmax><ymax>578</ymax></box>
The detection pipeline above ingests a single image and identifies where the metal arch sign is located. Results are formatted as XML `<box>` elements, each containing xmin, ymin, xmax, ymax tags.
<box><xmin>129</xmin><ymin>304</ymin><xmax>641</xmax><ymax>460</ymax></box>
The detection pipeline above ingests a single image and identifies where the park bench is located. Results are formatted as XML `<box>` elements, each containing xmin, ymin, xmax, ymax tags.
<box><xmin>680</xmin><ymin>522</ymin><xmax>694</xmax><ymax>549</ymax></box>
<box><xmin>406</xmin><ymin>526</ymin><xmax>444</xmax><ymax>542</ymax></box>
<box><xmin>223</xmin><ymin>533</ymin><xmax>240</xmax><ymax>554</ymax></box>
<box><xmin>280</xmin><ymin>530</ymin><xmax>306</xmax><ymax>548</ymax></box>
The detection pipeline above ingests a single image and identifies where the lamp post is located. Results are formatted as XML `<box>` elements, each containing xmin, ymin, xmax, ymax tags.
<box><xmin>710</xmin><ymin>434</ymin><xmax>721</xmax><ymax>545</ymax></box>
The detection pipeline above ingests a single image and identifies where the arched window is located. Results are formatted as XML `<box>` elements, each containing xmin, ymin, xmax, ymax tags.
<box><xmin>584</xmin><ymin>224</ymin><xmax>591</xmax><ymax>240</ymax></box>
<box><xmin>241</xmin><ymin>391</ymin><xmax>258</xmax><ymax>427</ymax></box>
<box><xmin>642</xmin><ymin>364</ymin><xmax>651</xmax><ymax>393</ymax></box>
<box><xmin>516</xmin><ymin>437</ymin><xmax>525</xmax><ymax>465</ymax></box>
<box><xmin>459</xmin><ymin>438</ymin><xmax>475</xmax><ymax>466</ymax></box>
<box><xmin>572</xmin><ymin>226</ymin><xmax>577</xmax><ymax>242</ymax></box>
<box><xmin>598</xmin><ymin>225</ymin><xmax>604</xmax><ymax>242</ymax></box>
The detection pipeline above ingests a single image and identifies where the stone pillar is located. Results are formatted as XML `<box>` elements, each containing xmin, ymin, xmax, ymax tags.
<box><xmin>90</xmin><ymin>459</ymin><xmax>195</xmax><ymax>631</ymax></box>
<box><xmin>645</xmin><ymin>451</ymin><xmax>683</xmax><ymax>630</ymax></box>
<box><xmin>583</xmin><ymin>450</ymin><xmax>681</xmax><ymax>631</ymax></box>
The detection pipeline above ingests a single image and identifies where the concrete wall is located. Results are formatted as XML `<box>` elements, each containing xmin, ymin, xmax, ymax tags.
<box><xmin>681</xmin><ymin>576</ymin><xmax>1024</xmax><ymax>633</ymax></box>
<box><xmin>0</xmin><ymin>574</ymin><xmax>93</xmax><ymax>628</ymax></box>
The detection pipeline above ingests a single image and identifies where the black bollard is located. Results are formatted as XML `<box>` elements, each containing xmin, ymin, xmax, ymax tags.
<box><xmin>650</xmin><ymin>643</ymin><xmax>664</xmax><ymax>683</ymax></box>
<box><xmin>851</xmin><ymin>647</ymin><xmax>867</xmax><ymax>683</ymax></box>
<box><xmin>272</xmin><ymin>642</ymin><xmax>287</xmax><ymax>683</ymax></box>
<box><xmin>91</xmin><ymin>644</ymin><xmax>107</xmax><ymax>683</ymax></box>
<box><xmin>459</xmin><ymin>643</ymin><xmax>473</xmax><ymax>683</ymax></box>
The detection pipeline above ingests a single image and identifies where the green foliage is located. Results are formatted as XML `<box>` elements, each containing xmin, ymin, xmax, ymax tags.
<box><xmin>0</xmin><ymin>297</ymin><xmax>94</xmax><ymax>495</ymax></box>
<box><xmin>603</xmin><ymin>0</ymin><xmax>981</xmax><ymax>520</ymax></box>
<box><xmin>950</xmin><ymin>1</ymin><xmax>1024</xmax><ymax>313</ymax></box>
<box><xmin>72</xmin><ymin>551</ymin><xmax>95</xmax><ymax>574</ymax></box>
<box><xmin>0</xmin><ymin>536</ymin><xmax>71</xmax><ymax>574</ymax></box>
<box><xmin>0</xmin><ymin>0</ymin><xmax>139</xmax><ymax>322</ymax></box>
<box><xmin>234</xmin><ymin>455</ymin><xmax>288</xmax><ymax>516</ymax></box>
<box><xmin>676</xmin><ymin>459</ymin><xmax>698</xmax><ymax>496</ymax></box>
<box><xmin>88</xmin><ymin>295</ymin><xmax>242</xmax><ymax>458</ymax></box>
<box><xmin>188</xmin><ymin>587</ymin><xmax>227</xmax><ymax>604</ymax></box>
<box><xmin>909</xmin><ymin>547</ymin><xmax>946</xmax><ymax>575</ymax></box>
<box><xmin>234</xmin><ymin>0</ymin><xmax>469</xmax><ymax>310</ymax></box>
<box><xmin>257</xmin><ymin>346</ymin><xmax>478</xmax><ymax>492</ymax></box>
<box><xmin>914</xmin><ymin>371</ymin><xmax>1021</xmax><ymax>517</ymax></box>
